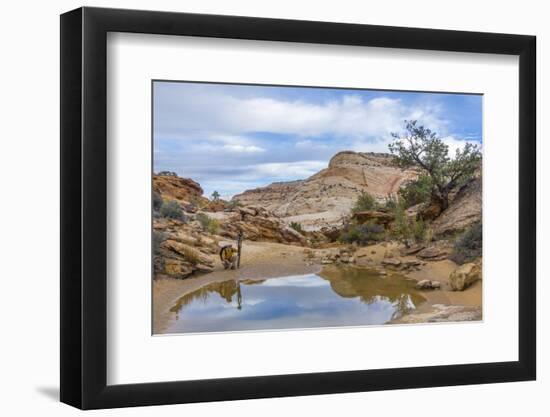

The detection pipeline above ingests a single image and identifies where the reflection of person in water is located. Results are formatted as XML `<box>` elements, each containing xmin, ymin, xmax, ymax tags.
<box><xmin>236</xmin><ymin>282</ymin><xmax>242</xmax><ymax>310</ymax></box>
<box><xmin>219</xmin><ymin>245</ymin><xmax>238</xmax><ymax>270</ymax></box>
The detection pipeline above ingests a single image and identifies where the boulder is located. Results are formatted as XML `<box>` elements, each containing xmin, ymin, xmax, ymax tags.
<box><xmin>194</xmin><ymin>263</ymin><xmax>214</xmax><ymax>273</ymax></box>
<box><xmin>417</xmin><ymin>246</ymin><xmax>448</xmax><ymax>260</ymax></box>
<box><xmin>401</xmin><ymin>244</ymin><xmax>425</xmax><ymax>256</ymax></box>
<box><xmin>161</xmin><ymin>240</ymin><xmax>213</xmax><ymax>265</ymax></box>
<box><xmin>321</xmin><ymin>226</ymin><xmax>342</xmax><ymax>242</ymax></box>
<box><xmin>381</xmin><ymin>258</ymin><xmax>401</xmax><ymax>267</ymax></box>
<box><xmin>237</xmin><ymin>207</ymin><xmax>257</xmax><ymax>218</ymax></box>
<box><xmin>415</xmin><ymin>280</ymin><xmax>441</xmax><ymax>290</ymax></box>
<box><xmin>162</xmin><ymin>258</ymin><xmax>193</xmax><ymax>279</ymax></box>
<box><xmin>449</xmin><ymin>263</ymin><xmax>481</xmax><ymax>291</ymax></box>
<box><xmin>352</xmin><ymin>210</ymin><xmax>395</xmax><ymax>226</ymax></box>
<box><xmin>219</xmin><ymin>207</ymin><xmax>308</xmax><ymax>246</ymax></box>
<box><xmin>401</xmin><ymin>259</ymin><xmax>422</xmax><ymax>269</ymax></box>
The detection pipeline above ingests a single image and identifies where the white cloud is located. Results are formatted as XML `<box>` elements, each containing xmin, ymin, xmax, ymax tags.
<box><xmin>222</xmin><ymin>144</ymin><xmax>265</xmax><ymax>153</ymax></box>
<box><xmin>154</xmin><ymin>84</ymin><xmax>481</xmax><ymax>198</ymax></box>
<box><xmin>250</xmin><ymin>161</ymin><xmax>327</xmax><ymax>179</ymax></box>
<box><xmin>156</xmin><ymin>91</ymin><xmax>451</xmax><ymax>143</ymax></box>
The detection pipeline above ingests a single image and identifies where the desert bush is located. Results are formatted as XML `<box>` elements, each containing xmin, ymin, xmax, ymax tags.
<box><xmin>389</xmin><ymin>200</ymin><xmax>431</xmax><ymax>244</ymax></box>
<box><xmin>289</xmin><ymin>221</ymin><xmax>304</xmax><ymax>234</ymax></box>
<box><xmin>411</xmin><ymin>217</ymin><xmax>427</xmax><ymax>243</ymax></box>
<box><xmin>152</xmin><ymin>231</ymin><xmax>165</xmax><ymax>255</ymax></box>
<box><xmin>158</xmin><ymin>171</ymin><xmax>177</xmax><ymax>176</ymax></box>
<box><xmin>340</xmin><ymin>221</ymin><xmax>385</xmax><ymax>245</ymax></box>
<box><xmin>226</xmin><ymin>199</ymin><xmax>242</xmax><ymax>210</ymax></box>
<box><xmin>382</xmin><ymin>195</ymin><xmax>399</xmax><ymax>210</ymax></box>
<box><xmin>189</xmin><ymin>196</ymin><xmax>202</xmax><ymax>210</ymax></box>
<box><xmin>450</xmin><ymin>223</ymin><xmax>482</xmax><ymax>264</ymax></box>
<box><xmin>152</xmin><ymin>191</ymin><xmax>163</xmax><ymax>211</ymax></box>
<box><xmin>196</xmin><ymin>212</ymin><xmax>220</xmax><ymax>234</ymax></box>
<box><xmin>352</xmin><ymin>192</ymin><xmax>378</xmax><ymax>213</ymax></box>
<box><xmin>159</xmin><ymin>200</ymin><xmax>186</xmax><ymax>221</ymax></box>
<box><xmin>207</xmin><ymin>219</ymin><xmax>220</xmax><ymax>234</ymax></box>
<box><xmin>390</xmin><ymin>201</ymin><xmax>411</xmax><ymax>240</ymax></box>
<box><xmin>398</xmin><ymin>174</ymin><xmax>433</xmax><ymax>208</ymax></box>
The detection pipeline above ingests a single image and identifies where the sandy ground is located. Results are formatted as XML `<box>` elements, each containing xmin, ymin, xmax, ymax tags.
<box><xmin>406</xmin><ymin>259</ymin><xmax>482</xmax><ymax>307</ymax></box>
<box><xmin>354</xmin><ymin>242</ymin><xmax>482</xmax><ymax>322</ymax></box>
<box><xmin>153</xmin><ymin>240</ymin><xmax>482</xmax><ymax>333</ymax></box>
<box><xmin>153</xmin><ymin>240</ymin><xmax>320</xmax><ymax>333</ymax></box>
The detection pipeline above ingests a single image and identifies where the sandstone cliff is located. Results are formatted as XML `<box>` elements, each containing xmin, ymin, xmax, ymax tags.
<box><xmin>431</xmin><ymin>175</ymin><xmax>482</xmax><ymax>237</ymax></box>
<box><xmin>233</xmin><ymin>151</ymin><xmax>418</xmax><ymax>230</ymax></box>
<box><xmin>153</xmin><ymin>174</ymin><xmax>209</xmax><ymax>207</ymax></box>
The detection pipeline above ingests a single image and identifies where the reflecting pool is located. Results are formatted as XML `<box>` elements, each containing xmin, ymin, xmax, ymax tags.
<box><xmin>166</xmin><ymin>266</ymin><xmax>426</xmax><ymax>334</ymax></box>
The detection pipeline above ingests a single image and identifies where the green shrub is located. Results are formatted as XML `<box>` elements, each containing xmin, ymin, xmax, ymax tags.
<box><xmin>196</xmin><ymin>212</ymin><xmax>209</xmax><ymax>229</ymax></box>
<box><xmin>289</xmin><ymin>221</ymin><xmax>304</xmax><ymax>234</ymax></box>
<box><xmin>340</xmin><ymin>225</ymin><xmax>361</xmax><ymax>244</ymax></box>
<box><xmin>152</xmin><ymin>191</ymin><xmax>163</xmax><ymax>211</ymax></box>
<box><xmin>352</xmin><ymin>192</ymin><xmax>378</xmax><ymax>213</ymax></box>
<box><xmin>450</xmin><ymin>223</ymin><xmax>482</xmax><ymax>264</ymax></box>
<box><xmin>340</xmin><ymin>221</ymin><xmax>385</xmax><ymax>245</ymax></box>
<box><xmin>390</xmin><ymin>200</ymin><xmax>411</xmax><ymax>240</ymax></box>
<box><xmin>160</xmin><ymin>200</ymin><xmax>186</xmax><ymax>221</ymax></box>
<box><xmin>399</xmin><ymin>175</ymin><xmax>433</xmax><ymax>208</ymax></box>
<box><xmin>227</xmin><ymin>199</ymin><xmax>242</xmax><ymax>210</ymax></box>
<box><xmin>382</xmin><ymin>195</ymin><xmax>399</xmax><ymax>210</ymax></box>
<box><xmin>152</xmin><ymin>231</ymin><xmax>165</xmax><ymax>255</ymax></box>
<box><xmin>411</xmin><ymin>217</ymin><xmax>427</xmax><ymax>243</ymax></box>
<box><xmin>196</xmin><ymin>212</ymin><xmax>220</xmax><ymax>234</ymax></box>
<box><xmin>207</xmin><ymin>219</ymin><xmax>220</xmax><ymax>234</ymax></box>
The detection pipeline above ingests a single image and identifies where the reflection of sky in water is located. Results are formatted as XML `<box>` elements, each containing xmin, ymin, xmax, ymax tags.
<box><xmin>167</xmin><ymin>271</ymin><xmax>425</xmax><ymax>334</ymax></box>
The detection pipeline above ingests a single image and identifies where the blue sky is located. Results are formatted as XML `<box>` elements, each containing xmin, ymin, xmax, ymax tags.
<box><xmin>153</xmin><ymin>81</ymin><xmax>482</xmax><ymax>199</ymax></box>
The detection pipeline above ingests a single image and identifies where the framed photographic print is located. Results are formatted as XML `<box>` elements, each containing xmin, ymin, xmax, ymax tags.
<box><xmin>60</xmin><ymin>7</ymin><xmax>536</xmax><ymax>409</ymax></box>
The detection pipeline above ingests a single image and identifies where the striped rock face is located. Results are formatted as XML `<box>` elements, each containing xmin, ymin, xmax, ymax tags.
<box><xmin>233</xmin><ymin>151</ymin><xmax>417</xmax><ymax>231</ymax></box>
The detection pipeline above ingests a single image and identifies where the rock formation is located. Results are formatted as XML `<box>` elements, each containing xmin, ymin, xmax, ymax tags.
<box><xmin>352</xmin><ymin>210</ymin><xmax>395</xmax><ymax>226</ymax></box>
<box><xmin>432</xmin><ymin>175</ymin><xmax>482</xmax><ymax>237</ymax></box>
<box><xmin>449</xmin><ymin>262</ymin><xmax>482</xmax><ymax>291</ymax></box>
<box><xmin>233</xmin><ymin>151</ymin><xmax>417</xmax><ymax>230</ymax></box>
<box><xmin>153</xmin><ymin>218</ymin><xmax>218</xmax><ymax>279</ymax></box>
<box><xmin>216</xmin><ymin>206</ymin><xmax>308</xmax><ymax>246</ymax></box>
<box><xmin>153</xmin><ymin>174</ymin><xmax>209</xmax><ymax>207</ymax></box>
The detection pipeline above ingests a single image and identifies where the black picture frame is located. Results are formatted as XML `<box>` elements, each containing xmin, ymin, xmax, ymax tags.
<box><xmin>60</xmin><ymin>6</ymin><xmax>536</xmax><ymax>410</ymax></box>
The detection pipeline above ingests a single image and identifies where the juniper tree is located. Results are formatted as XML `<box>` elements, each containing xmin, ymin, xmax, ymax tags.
<box><xmin>389</xmin><ymin>120</ymin><xmax>481</xmax><ymax>216</ymax></box>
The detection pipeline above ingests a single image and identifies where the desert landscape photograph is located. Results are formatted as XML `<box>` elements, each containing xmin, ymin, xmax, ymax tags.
<box><xmin>152</xmin><ymin>81</ymin><xmax>483</xmax><ymax>334</ymax></box>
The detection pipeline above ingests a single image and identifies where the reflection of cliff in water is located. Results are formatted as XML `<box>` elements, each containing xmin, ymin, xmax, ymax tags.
<box><xmin>166</xmin><ymin>270</ymin><xmax>428</xmax><ymax>333</ymax></box>
<box><xmin>170</xmin><ymin>267</ymin><xmax>425</xmax><ymax>325</ymax></box>
<box><xmin>170</xmin><ymin>279</ymin><xmax>266</xmax><ymax>314</ymax></box>
<box><xmin>318</xmin><ymin>266</ymin><xmax>426</xmax><ymax>318</ymax></box>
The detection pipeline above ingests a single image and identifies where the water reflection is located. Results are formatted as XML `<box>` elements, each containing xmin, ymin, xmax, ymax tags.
<box><xmin>166</xmin><ymin>267</ymin><xmax>426</xmax><ymax>334</ymax></box>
